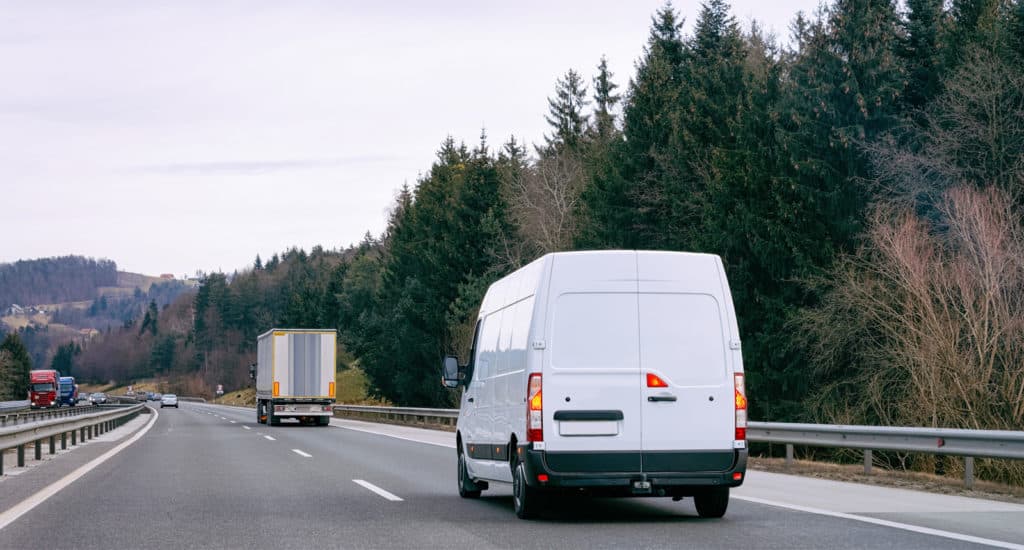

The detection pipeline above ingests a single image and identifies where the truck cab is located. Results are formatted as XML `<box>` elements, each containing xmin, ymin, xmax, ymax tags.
<box><xmin>59</xmin><ymin>376</ymin><xmax>78</xmax><ymax>407</ymax></box>
<box><xmin>29</xmin><ymin>369</ymin><xmax>61</xmax><ymax>409</ymax></box>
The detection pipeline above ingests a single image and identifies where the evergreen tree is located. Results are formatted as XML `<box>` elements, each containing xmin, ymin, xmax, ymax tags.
<box><xmin>668</xmin><ymin>0</ymin><xmax>748</xmax><ymax>250</ymax></box>
<box><xmin>0</xmin><ymin>332</ymin><xmax>31</xmax><ymax>400</ymax></box>
<box><xmin>254</xmin><ymin>254</ymin><xmax>263</xmax><ymax>270</ymax></box>
<box><xmin>51</xmin><ymin>341</ymin><xmax>81</xmax><ymax>376</ymax></box>
<box><xmin>578</xmin><ymin>3</ymin><xmax>687</xmax><ymax>249</ymax></box>
<box><xmin>900</xmin><ymin>0</ymin><xmax>948</xmax><ymax>109</ymax></box>
<box><xmin>1012</xmin><ymin>1</ymin><xmax>1024</xmax><ymax>59</ymax></box>
<box><xmin>757</xmin><ymin>0</ymin><xmax>906</xmax><ymax>418</ymax></box>
<box><xmin>542</xmin><ymin>69</ymin><xmax>591</xmax><ymax>154</ymax></box>
<box><xmin>591</xmin><ymin>56</ymin><xmax>621</xmax><ymax>141</ymax></box>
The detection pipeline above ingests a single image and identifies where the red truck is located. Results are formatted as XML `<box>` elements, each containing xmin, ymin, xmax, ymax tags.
<box><xmin>29</xmin><ymin>369</ymin><xmax>61</xmax><ymax>409</ymax></box>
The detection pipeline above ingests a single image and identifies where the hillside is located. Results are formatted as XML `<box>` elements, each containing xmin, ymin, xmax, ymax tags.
<box><xmin>0</xmin><ymin>256</ymin><xmax>117</xmax><ymax>308</ymax></box>
<box><xmin>0</xmin><ymin>255</ymin><xmax>194</xmax><ymax>371</ymax></box>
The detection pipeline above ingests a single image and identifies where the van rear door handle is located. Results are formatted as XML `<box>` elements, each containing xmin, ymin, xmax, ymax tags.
<box><xmin>647</xmin><ymin>395</ymin><xmax>677</xmax><ymax>402</ymax></box>
<box><xmin>467</xmin><ymin>397</ymin><xmax>475</xmax><ymax>403</ymax></box>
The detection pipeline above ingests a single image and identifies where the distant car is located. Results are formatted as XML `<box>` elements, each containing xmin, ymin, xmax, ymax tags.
<box><xmin>89</xmin><ymin>392</ymin><xmax>108</xmax><ymax>405</ymax></box>
<box><xmin>153</xmin><ymin>393</ymin><xmax>163</xmax><ymax>401</ymax></box>
<box><xmin>78</xmin><ymin>393</ymin><xmax>91</xmax><ymax>404</ymax></box>
<box><xmin>146</xmin><ymin>392</ymin><xmax>155</xmax><ymax>401</ymax></box>
<box><xmin>160</xmin><ymin>394</ymin><xmax>178</xmax><ymax>408</ymax></box>
<box><xmin>136</xmin><ymin>393</ymin><xmax>147</xmax><ymax>402</ymax></box>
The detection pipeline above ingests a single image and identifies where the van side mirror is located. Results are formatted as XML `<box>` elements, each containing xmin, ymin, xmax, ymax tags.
<box><xmin>441</xmin><ymin>356</ymin><xmax>461</xmax><ymax>388</ymax></box>
<box><xmin>248</xmin><ymin>364</ymin><xmax>256</xmax><ymax>380</ymax></box>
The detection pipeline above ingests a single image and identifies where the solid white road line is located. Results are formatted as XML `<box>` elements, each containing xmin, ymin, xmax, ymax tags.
<box><xmin>353</xmin><ymin>479</ymin><xmax>403</xmax><ymax>501</ymax></box>
<box><xmin>331</xmin><ymin>422</ymin><xmax>455</xmax><ymax>449</ymax></box>
<box><xmin>0</xmin><ymin>408</ymin><xmax>160</xmax><ymax>531</ymax></box>
<box><xmin>264</xmin><ymin>435</ymin><xmax>276</xmax><ymax>441</ymax></box>
<box><xmin>734</xmin><ymin>495</ymin><xmax>1024</xmax><ymax>550</ymax></box>
<box><xmin>242</xmin><ymin>426</ymin><xmax>251</xmax><ymax>430</ymax></box>
<box><xmin>292</xmin><ymin>449</ymin><xmax>312</xmax><ymax>458</ymax></box>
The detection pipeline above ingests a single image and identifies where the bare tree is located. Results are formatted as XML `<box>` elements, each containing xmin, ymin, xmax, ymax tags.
<box><xmin>796</xmin><ymin>186</ymin><xmax>1024</xmax><ymax>483</ymax></box>
<box><xmin>503</xmin><ymin>150</ymin><xmax>587</xmax><ymax>256</ymax></box>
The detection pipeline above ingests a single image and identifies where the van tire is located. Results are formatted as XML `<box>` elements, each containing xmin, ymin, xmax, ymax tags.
<box><xmin>694</xmin><ymin>487</ymin><xmax>729</xmax><ymax>518</ymax></box>
<box><xmin>268</xmin><ymin>406</ymin><xmax>280</xmax><ymax>426</ymax></box>
<box><xmin>513</xmin><ymin>461</ymin><xmax>543</xmax><ymax>519</ymax></box>
<box><xmin>317</xmin><ymin>416</ymin><xmax>330</xmax><ymax>426</ymax></box>
<box><xmin>457</xmin><ymin>450</ymin><xmax>482</xmax><ymax>499</ymax></box>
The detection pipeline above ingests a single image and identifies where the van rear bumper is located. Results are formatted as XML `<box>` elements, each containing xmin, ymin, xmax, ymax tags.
<box><xmin>519</xmin><ymin>446</ymin><xmax>747</xmax><ymax>496</ymax></box>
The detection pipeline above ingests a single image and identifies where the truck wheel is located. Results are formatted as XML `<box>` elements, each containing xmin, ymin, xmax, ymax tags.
<box><xmin>457</xmin><ymin>450</ymin><xmax>482</xmax><ymax>499</ymax></box>
<box><xmin>694</xmin><ymin>487</ymin><xmax>730</xmax><ymax>518</ymax></box>
<box><xmin>317</xmin><ymin>416</ymin><xmax>329</xmax><ymax>426</ymax></box>
<box><xmin>513</xmin><ymin>461</ymin><xmax>543</xmax><ymax>519</ymax></box>
<box><xmin>256</xmin><ymin>402</ymin><xmax>263</xmax><ymax>424</ymax></box>
<box><xmin>269</xmin><ymin>407</ymin><xmax>280</xmax><ymax>426</ymax></box>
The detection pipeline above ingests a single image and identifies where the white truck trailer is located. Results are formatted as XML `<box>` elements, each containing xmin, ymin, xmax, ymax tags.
<box><xmin>253</xmin><ymin>328</ymin><xmax>337</xmax><ymax>426</ymax></box>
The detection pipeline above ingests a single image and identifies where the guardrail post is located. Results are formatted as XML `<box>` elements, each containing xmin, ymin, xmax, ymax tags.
<box><xmin>964</xmin><ymin>457</ymin><xmax>975</xmax><ymax>489</ymax></box>
<box><xmin>34</xmin><ymin>439</ymin><xmax>42</xmax><ymax>460</ymax></box>
<box><xmin>0</xmin><ymin>451</ymin><xmax>3</xmax><ymax>475</ymax></box>
<box><xmin>17</xmin><ymin>444</ymin><xmax>25</xmax><ymax>467</ymax></box>
<box><xmin>61</xmin><ymin>432</ymin><xmax>67</xmax><ymax>450</ymax></box>
<box><xmin>49</xmin><ymin>435</ymin><xmax>55</xmax><ymax>455</ymax></box>
<box><xmin>864</xmin><ymin>449</ymin><xmax>873</xmax><ymax>475</ymax></box>
<box><xmin>71</xmin><ymin>429</ymin><xmax>77</xmax><ymax>445</ymax></box>
<box><xmin>785</xmin><ymin>444</ymin><xmax>794</xmax><ymax>467</ymax></box>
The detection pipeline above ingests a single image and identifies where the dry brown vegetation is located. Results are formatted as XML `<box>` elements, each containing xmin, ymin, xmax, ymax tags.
<box><xmin>798</xmin><ymin>186</ymin><xmax>1024</xmax><ymax>483</ymax></box>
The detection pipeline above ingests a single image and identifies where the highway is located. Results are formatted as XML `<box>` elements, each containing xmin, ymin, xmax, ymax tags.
<box><xmin>1</xmin><ymin>402</ymin><xmax>1022</xmax><ymax>549</ymax></box>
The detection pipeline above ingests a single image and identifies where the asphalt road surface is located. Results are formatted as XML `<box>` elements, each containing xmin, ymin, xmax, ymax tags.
<box><xmin>1</xmin><ymin>402</ymin><xmax>1021</xmax><ymax>549</ymax></box>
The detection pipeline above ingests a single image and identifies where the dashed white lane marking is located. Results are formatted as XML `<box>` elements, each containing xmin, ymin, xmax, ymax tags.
<box><xmin>242</xmin><ymin>426</ymin><xmax>251</xmax><ymax>430</ymax></box>
<box><xmin>264</xmin><ymin>435</ymin><xmax>276</xmax><ymax>441</ymax></box>
<box><xmin>292</xmin><ymin>449</ymin><xmax>312</xmax><ymax>458</ymax></box>
<box><xmin>353</xmin><ymin>479</ymin><xmax>403</xmax><ymax>502</ymax></box>
<box><xmin>0</xmin><ymin>408</ymin><xmax>160</xmax><ymax>531</ymax></box>
<box><xmin>735</xmin><ymin>496</ymin><xmax>1024</xmax><ymax>550</ymax></box>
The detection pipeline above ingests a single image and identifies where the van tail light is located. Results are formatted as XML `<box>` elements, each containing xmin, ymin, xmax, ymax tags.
<box><xmin>527</xmin><ymin>373</ymin><xmax>543</xmax><ymax>442</ymax></box>
<box><xmin>273</xmin><ymin>381</ymin><xmax>280</xmax><ymax>397</ymax></box>
<box><xmin>646</xmin><ymin>373</ymin><xmax>668</xmax><ymax>388</ymax></box>
<box><xmin>328</xmin><ymin>381</ymin><xmax>336</xmax><ymax>398</ymax></box>
<box><xmin>734</xmin><ymin>373</ymin><xmax>747</xmax><ymax>441</ymax></box>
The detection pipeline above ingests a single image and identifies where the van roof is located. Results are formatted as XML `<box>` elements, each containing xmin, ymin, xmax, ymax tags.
<box><xmin>479</xmin><ymin>250</ymin><xmax>724</xmax><ymax>316</ymax></box>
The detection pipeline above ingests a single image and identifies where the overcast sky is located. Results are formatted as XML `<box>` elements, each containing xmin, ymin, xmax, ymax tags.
<box><xmin>1</xmin><ymin>0</ymin><xmax>820</xmax><ymax>277</ymax></box>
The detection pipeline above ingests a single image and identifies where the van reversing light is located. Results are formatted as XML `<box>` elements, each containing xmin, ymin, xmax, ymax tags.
<box><xmin>734</xmin><ymin>373</ymin><xmax>747</xmax><ymax>441</ymax></box>
<box><xmin>646</xmin><ymin>373</ymin><xmax>668</xmax><ymax>388</ymax></box>
<box><xmin>527</xmin><ymin>373</ymin><xmax>543</xmax><ymax>442</ymax></box>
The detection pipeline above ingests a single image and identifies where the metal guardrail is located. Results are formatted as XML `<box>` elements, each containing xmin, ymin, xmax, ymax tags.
<box><xmin>0</xmin><ymin>403</ymin><xmax>117</xmax><ymax>428</ymax></box>
<box><xmin>329</xmin><ymin>405</ymin><xmax>1024</xmax><ymax>488</ymax></box>
<box><xmin>0</xmin><ymin>403</ymin><xmax>146</xmax><ymax>476</ymax></box>
<box><xmin>333</xmin><ymin>405</ymin><xmax>458</xmax><ymax>426</ymax></box>
<box><xmin>0</xmin><ymin>400</ymin><xmax>29</xmax><ymax>413</ymax></box>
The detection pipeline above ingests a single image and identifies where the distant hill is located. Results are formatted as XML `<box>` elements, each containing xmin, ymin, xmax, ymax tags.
<box><xmin>0</xmin><ymin>256</ymin><xmax>117</xmax><ymax>308</ymax></box>
<box><xmin>0</xmin><ymin>255</ymin><xmax>195</xmax><ymax>371</ymax></box>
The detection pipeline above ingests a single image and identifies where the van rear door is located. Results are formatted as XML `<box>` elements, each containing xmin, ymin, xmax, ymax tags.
<box><xmin>543</xmin><ymin>252</ymin><xmax>643</xmax><ymax>457</ymax></box>
<box><xmin>637</xmin><ymin>253</ymin><xmax>734</xmax><ymax>465</ymax></box>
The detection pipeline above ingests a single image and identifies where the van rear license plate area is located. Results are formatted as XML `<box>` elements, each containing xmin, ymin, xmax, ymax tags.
<box><xmin>558</xmin><ymin>420</ymin><xmax>618</xmax><ymax>436</ymax></box>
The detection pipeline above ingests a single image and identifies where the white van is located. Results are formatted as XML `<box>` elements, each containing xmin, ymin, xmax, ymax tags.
<box><xmin>442</xmin><ymin>250</ymin><xmax>747</xmax><ymax>519</ymax></box>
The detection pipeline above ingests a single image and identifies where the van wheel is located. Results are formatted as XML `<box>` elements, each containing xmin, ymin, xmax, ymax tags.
<box><xmin>268</xmin><ymin>407</ymin><xmax>280</xmax><ymax>426</ymax></box>
<box><xmin>694</xmin><ymin>487</ymin><xmax>730</xmax><ymax>518</ymax></box>
<box><xmin>513</xmin><ymin>461</ymin><xmax>543</xmax><ymax>519</ymax></box>
<box><xmin>457</xmin><ymin>450</ymin><xmax>482</xmax><ymax>498</ymax></box>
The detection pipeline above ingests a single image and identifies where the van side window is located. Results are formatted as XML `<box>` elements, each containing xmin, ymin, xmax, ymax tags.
<box><xmin>465</xmin><ymin>320</ymin><xmax>482</xmax><ymax>386</ymax></box>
